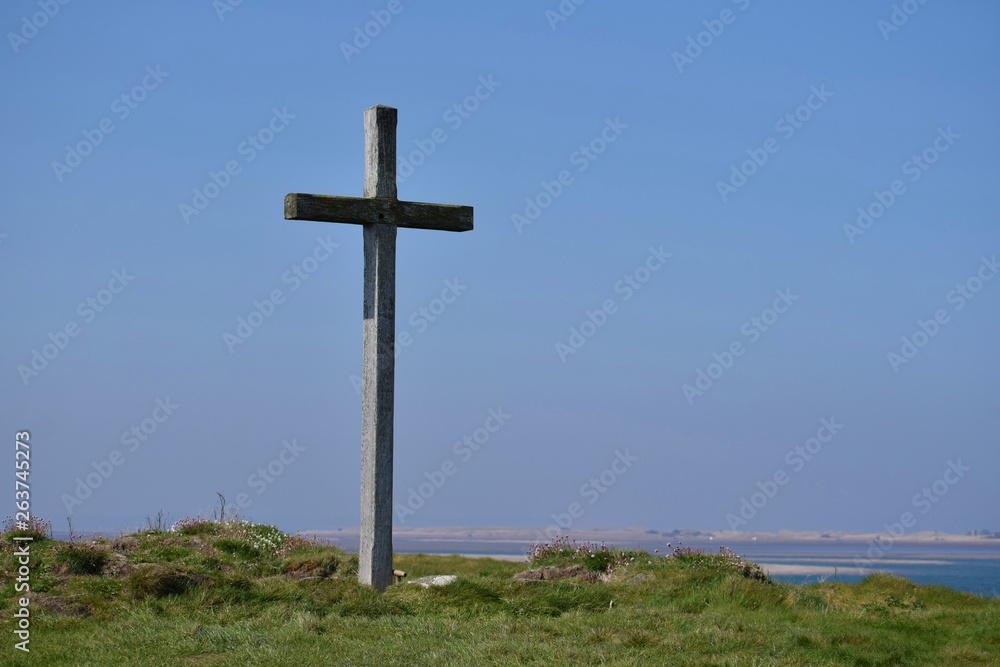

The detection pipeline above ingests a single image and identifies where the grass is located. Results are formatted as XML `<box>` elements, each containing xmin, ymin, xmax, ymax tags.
<box><xmin>1</xmin><ymin>520</ymin><xmax>997</xmax><ymax>666</ymax></box>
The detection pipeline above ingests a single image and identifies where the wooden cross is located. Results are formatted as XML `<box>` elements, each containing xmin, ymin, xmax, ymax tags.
<box><xmin>284</xmin><ymin>105</ymin><xmax>473</xmax><ymax>591</ymax></box>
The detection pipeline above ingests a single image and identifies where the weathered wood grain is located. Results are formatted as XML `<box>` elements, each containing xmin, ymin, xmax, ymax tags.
<box><xmin>283</xmin><ymin>104</ymin><xmax>473</xmax><ymax>593</ymax></box>
<box><xmin>364</xmin><ymin>105</ymin><xmax>397</xmax><ymax>200</ymax></box>
<box><xmin>284</xmin><ymin>193</ymin><xmax>473</xmax><ymax>232</ymax></box>
<box><xmin>358</xmin><ymin>106</ymin><xmax>397</xmax><ymax>593</ymax></box>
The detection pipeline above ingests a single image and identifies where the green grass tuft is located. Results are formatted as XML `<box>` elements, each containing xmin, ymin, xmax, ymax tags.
<box><xmin>126</xmin><ymin>564</ymin><xmax>207</xmax><ymax>599</ymax></box>
<box><xmin>280</xmin><ymin>545</ymin><xmax>342</xmax><ymax>578</ymax></box>
<box><xmin>0</xmin><ymin>517</ymin><xmax>996</xmax><ymax>666</ymax></box>
<box><xmin>52</xmin><ymin>542</ymin><xmax>110</xmax><ymax>576</ymax></box>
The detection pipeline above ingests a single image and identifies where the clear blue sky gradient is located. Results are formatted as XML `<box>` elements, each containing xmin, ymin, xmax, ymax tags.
<box><xmin>2</xmin><ymin>1</ymin><xmax>997</xmax><ymax>536</ymax></box>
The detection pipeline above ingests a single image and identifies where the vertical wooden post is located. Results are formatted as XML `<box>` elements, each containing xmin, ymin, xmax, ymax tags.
<box><xmin>285</xmin><ymin>104</ymin><xmax>471</xmax><ymax>591</ymax></box>
<box><xmin>359</xmin><ymin>105</ymin><xmax>397</xmax><ymax>591</ymax></box>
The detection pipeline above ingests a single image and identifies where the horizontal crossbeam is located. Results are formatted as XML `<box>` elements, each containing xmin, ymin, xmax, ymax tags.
<box><xmin>285</xmin><ymin>193</ymin><xmax>473</xmax><ymax>232</ymax></box>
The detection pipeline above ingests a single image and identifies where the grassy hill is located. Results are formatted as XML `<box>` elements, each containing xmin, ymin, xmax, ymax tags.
<box><xmin>2</xmin><ymin>518</ymin><xmax>998</xmax><ymax>666</ymax></box>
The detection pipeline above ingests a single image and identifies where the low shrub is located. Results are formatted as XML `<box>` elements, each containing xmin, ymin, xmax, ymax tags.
<box><xmin>670</xmin><ymin>544</ymin><xmax>770</xmax><ymax>583</ymax></box>
<box><xmin>127</xmin><ymin>564</ymin><xmax>207</xmax><ymax>598</ymax></box>
<box><xmin>171</xmin><ymin>517</ymin><xmax>220</xmax><ymax>536</ymax></box>
<box><xmin>528</xmin><ymin>536</ymin><xmax>647</xmax><ymax>574</ymax></box>
<box><xmin>2</xmin><ymin>515</ymin><xmax>51</xmax><ymax>542</ymax></box>
<box><xmin>215</xmin><ymin>538</ymin><xmax>264</xmax><ymax>561</ymax></box>
<box><xmin>222</xmin><ymin>521</ymin><xmax>288</xmax><ymax>556</ymax></box>
<box><xmin>53</xmin><ymin>541</ymin><xmax>110</xmax><ymax>576</ymax></box>
<box><xmin>281</xmin><ymin>546</ymin><xmax>342</xmax><ymax>578</ymax></box>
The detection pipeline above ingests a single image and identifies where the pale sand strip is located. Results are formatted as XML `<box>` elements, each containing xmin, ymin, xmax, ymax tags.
<box><xmin>759</xmin><ymin>558</ymin><xmax>952</xmax><ymax>566</ymax></box>
<box><xmin>418</xmin><ymin>558</ymin><xmax>898</xmax><ymax>576</ymax></box>
<box><xmin>458</xmin><ymin>553</ymin><xmax>528</xmax><ymax>562</ymax></box>
<box><xmin>308</xmin><ymin>526</ymin><xmax>1000</xmax><ymax>549</ymax></box>
<box><xmin>434</xmin><ymin>556</ymin><xmax>948</xmax><ymax>571</ymax></box>
<box><xmin>760</xmin><ymin>563</ymin><xmax>866</xmax><ymax>576</ymax></box>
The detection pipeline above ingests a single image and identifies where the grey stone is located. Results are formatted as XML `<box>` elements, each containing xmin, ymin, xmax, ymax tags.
<box><xmin>407</xmin><ymin>575</ymin><xmax>458</xmax><ymax>588</ymax></box>
<box><xmin>513</xmin><ymin>566</ymin><xmax>600</xmax><ymax>583</ymax></box>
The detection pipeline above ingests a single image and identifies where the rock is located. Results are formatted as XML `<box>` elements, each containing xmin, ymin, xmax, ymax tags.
<box><xmin>625</xmin><ymin>573</ymin><xmax>652</xmax><ymax>585</ymax></box>
<box><xmin>513</xmin><ymin>566</ymin><xmax>600</xmax><ymax>583</ymax></box>
<box><xmin>110</xmin><ymin>536</ymin><xmax>139</xmax><ymax>553</ymax></box>
<box><xmin>407</xmin><ymin>575</ymin><xmax>458</xmax><ymax>588</ymax></box>
<box><xmin>102</xmin><ymin>552</ymin><xmax>136</xmax><ymax>578</ymax></box>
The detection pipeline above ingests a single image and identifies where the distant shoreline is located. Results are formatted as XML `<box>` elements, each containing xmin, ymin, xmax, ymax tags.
<box><xmin>304</xmin><ymin>525</ymin><xmax>1000</xmax><ymax>543</ymax></box>
<box><xmin>298</xmin><ymin>526</ymin><xmax>1000</xmax><ymax>556</ymax></box>
<box><xmin>56</xmin><ymin>524</ymin><xmax>1000</xmax><ymax>553</ymax></box>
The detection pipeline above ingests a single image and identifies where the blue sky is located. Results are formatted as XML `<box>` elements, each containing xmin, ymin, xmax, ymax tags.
<box><xmin>2</xmin><ymin>1</ymin><xmax>997</xmax><ymax>537</ymax></box>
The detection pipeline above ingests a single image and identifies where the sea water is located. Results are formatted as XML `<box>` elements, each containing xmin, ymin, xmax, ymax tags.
<box><xmin>698</xmin><ymin>541</ymin><xmax>1000</xmax><ymax>597</ymax></box>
